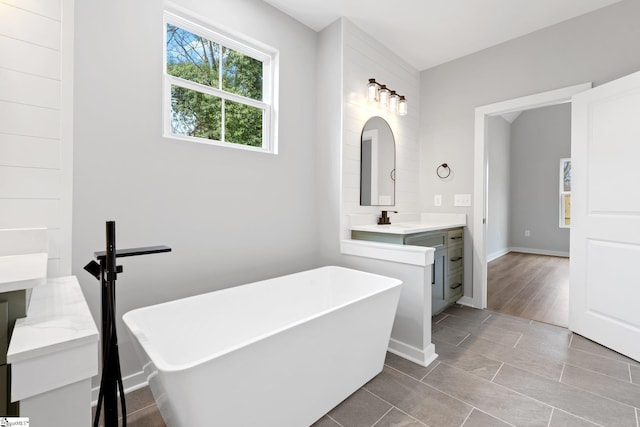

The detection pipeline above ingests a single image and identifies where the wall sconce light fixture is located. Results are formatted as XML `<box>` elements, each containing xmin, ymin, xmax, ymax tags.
<box><xmin>367</xmin><ymin>79</ymin><xmax>379</xmax><ymax>101</ymax></box>
<box><xmin>398</xmin><ymin>96</ymin><xmax>408</xmax><ymax>116</ymax></box>
<box><xmin>367</xmin><ymin>78</ymin><xmax>407</xmax><ymax>116</ymax></box>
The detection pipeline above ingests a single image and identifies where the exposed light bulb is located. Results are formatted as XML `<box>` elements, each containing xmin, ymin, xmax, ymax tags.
<box><xmin>367</xmin><ymin>78</ymin><xmax>379</xmax><ymax>102</ymax></box>
<box><xmin>398</xmin><ymin>96</ymin><xmax>408</xmax><ymax>116</ymax></box>
<box><xmin>389</xmin><ymin>91</ymin><xmax>399</xmax><ymax>112</ymax></box>
<box><xmin>378</xmin><ymin>85</ymin><xmax>390</xmax><ymax>107</ymax></box>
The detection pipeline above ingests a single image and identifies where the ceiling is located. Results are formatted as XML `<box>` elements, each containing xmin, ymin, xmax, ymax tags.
<box><xmin>262</xmin><ymin>0</ymin><xmax>623</xmax><ymax>71</ymax></box>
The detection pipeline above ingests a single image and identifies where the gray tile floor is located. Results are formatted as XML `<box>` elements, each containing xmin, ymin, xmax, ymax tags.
<box><xmin>110</xmin><ymin>305</ymin><xmax>640</xmax><ymax>426</ymax></box>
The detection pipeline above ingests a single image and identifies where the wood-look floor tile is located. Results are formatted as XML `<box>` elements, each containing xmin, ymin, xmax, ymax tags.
<box><xmin>484</xmin><ymin>312</ymin><xmax>571</xmax><ymax>345</ymax></box>
<box><xmin>483</xmin><ymin>311</ymin><xmax>532</xmax><ymax>328</ymax></box>
<box><xmin>560</xmin><ymin>363</ymin><xmax>640</xmax><ymax>408</ymax></box>
<box><xmin>311</xmin><ymin>415</ymin><xmax>342</xmax><ymax>427</ymax></box>
<box><xmin>124</xmin><ymin>387</ymin><xmax>157</xmax><ymax>414</ymax></box>
<box><xmin>374</xmin><ymin>408</ymin><xmax>426</xmax><ymax>427</ymax></box>
<box><xmin>631</xmin><ymin>364</ymin><xmax>640</xmax><ymax>384</ymax></box>
<box><xmin>433</xmin><ymin>339</ymin><xmax>503</xmax><ymax>381</ymax></box>
<box><xmin>423</xmin><ymin>363</ymin><xmax>552</xmax><ymax>427</ymax></box>
<box><xmin>127</xmin><ymin>404</ymin><xmax>166</xmax><ymax>427</ymax></box>
<box><xmin>530</xmin><ymin>319</ymin><xmax>566</xmax><ymax>333</ymax></box>
<box><xmin>364</xmin><ymin>366</ymin><xmax>472</xmax><ymax>427</ymax></box>
<box><xmin>570</xmin><ymin>334</ymin><xmax>640</xmax><ymax>366</ymax></box>
<box><xmin>442</xmin><ymin>305</ymin><xmax>492</xmax><ymax>323</ymax></box>
<box><xmin>493</xmin><ymin>364</ymin><xmax>637</xmax><ymax>427</ymax></box>
<box><xmin>437</xmin><ymin>314</ymin><xmax>522</xmax><ymax>347</ymax></box>
<box><xmin>458</xmin><ymin>334</ymin><xmax>564</xmax><ymax>381</ymax></box>
<box><xmin>503</xmin><ymin>320</ymin><xmax>571</xmax><ymax>347</ymax></box>
<box><xmin>384</xmin><ymin>351</ymin><xmax>434</xmax><ymax>380</ymax></box>
<box><xmin>516</xmin><ymin>334</ymin><xmax>631</xmax><ymax>381</ymax></box>
<box><xmin>327</xmin><ymin>388</ymin><xmax>391</xmax><ymax>427</ymax></box>
<box><xmin>548</xmin><ymin>409</ymin><xmax>600</xmax><ymax>427</ymax></box>
<box><xmin>432</xmin><ymin>312</ymin><xmax>449</xmax><ymax>324</ymax></box>
<box><xmin>432</xmin><ymin>322</ymin><xmax>470</xmax><ymax>346</ymax></box>
<box><xmin>461</xmin><ymin>409</ymin><xmax>512</xmax><ymax>427</ymax></box>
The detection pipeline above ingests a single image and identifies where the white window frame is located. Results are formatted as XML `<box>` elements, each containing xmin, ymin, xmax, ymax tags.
<box><xmin>163</xmin><ymin>10</ymin><xmax>278</xmax><ymax>154</ymax></box>
<box><xmin>559</xmin><ymin>157</ymin><xmax>571</xmax><ymax>228</ymax></box>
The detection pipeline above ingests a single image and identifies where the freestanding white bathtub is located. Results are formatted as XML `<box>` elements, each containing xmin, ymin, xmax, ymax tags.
<box><xmin>123</xmin><ymin>266</ymin><xmax>402</xmax><ymax>427</ymax></box>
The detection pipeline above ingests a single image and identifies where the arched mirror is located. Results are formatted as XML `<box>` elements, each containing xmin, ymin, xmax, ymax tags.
<box><xmin>360</xmin><ymin>116</ymin><xmax>396</xmax><ymax>206</ymax></box>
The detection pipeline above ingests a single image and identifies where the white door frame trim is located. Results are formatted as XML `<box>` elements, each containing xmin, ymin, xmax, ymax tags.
<box><xmin>469</xmin><ymin>82</ymin><xmax>592</xmax><ymax>309</ymax></box>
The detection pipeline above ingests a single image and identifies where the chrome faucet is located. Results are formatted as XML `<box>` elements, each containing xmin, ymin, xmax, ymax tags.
<box><xmin>378</xmin><ymin>210</ymin><xmax>398</xmax><ymax>225</ymax></box>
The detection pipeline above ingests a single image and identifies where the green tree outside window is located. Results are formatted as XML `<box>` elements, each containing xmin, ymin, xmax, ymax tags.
<box><xmin>166</xmin><ymin>23</ymin><xmax>265</xmax><ymax>148</ymax></box>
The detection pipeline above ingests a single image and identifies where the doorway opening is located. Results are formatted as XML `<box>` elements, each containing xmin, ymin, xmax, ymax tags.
<box><xmin>486</xmin><ymin>103</ymin><xmax>572</xmax><ymax>327</ymax></box>
<box><xmin>470</xmin><ymin>83</ymin><xmax>592</xmax><ymax>327</ymax></box>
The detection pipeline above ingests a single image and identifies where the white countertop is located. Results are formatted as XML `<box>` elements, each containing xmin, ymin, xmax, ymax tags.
<box><xmin>7</xmin><ymin>275</ymin><xmax>99</xmax><ymax>364</ymax></box>
<box><xmin>0</xmin><ymin>253</ymin><xmax>48</xmax><ymax>293</ymax></box>
<box><xmin>351</xmin><ymin>213</ymin><xmax>466</xmax><ymax>235</ymax></box>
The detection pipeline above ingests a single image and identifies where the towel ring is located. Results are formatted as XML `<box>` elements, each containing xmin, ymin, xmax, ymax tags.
<box><xmin>436</xmin><ymin>163</ymin><xmax>451</xmax><ymax>179</ymax></box>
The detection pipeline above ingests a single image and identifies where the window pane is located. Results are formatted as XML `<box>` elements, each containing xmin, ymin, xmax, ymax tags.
<box><xmin>222</xmin><ymin>46</ymin><xmax>263</xmax><ymax>101</ymax></box>
<box><xmin>171</xmin><ymin>85</ymin><xmax>221</xmax><ymax>141</ymax></box>
<box><xmin>166</xmin><ymin>24</ymin><xmax>219</xmax><ymax>88</ymax></box>
<box><xmin>562</xmin><ymin>194</ymin><xmax>571</xmax><ymax>226</ymax></box>
<box><xmin>563</xmin><ymin>160</ymin><xmax>572</xmax><ymax>192</ymax></box>
<box><xmin>224</xmin><ymin>99</ymin><xmax>263</xmax><ymax>147</ymax></box>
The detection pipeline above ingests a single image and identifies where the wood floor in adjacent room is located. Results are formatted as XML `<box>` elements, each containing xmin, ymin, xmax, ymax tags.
<box><xmin>487</xmin><ymin>252</ymin><xmax>569</xmax><ymax>327</ymax></box>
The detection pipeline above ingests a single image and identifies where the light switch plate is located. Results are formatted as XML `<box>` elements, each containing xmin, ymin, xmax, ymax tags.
<box><xmin>454</xmin><ymin>194</ymin><xmax>472</xmax><ymax>207</ymax></box>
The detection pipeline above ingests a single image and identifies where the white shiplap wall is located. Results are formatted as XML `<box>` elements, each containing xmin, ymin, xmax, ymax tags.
<box><xmin>0</xmin><ymin>0</ymin><xmax>73</xmax><ymax>276</ymax></box>
<box><xmin>341</xmin><ymin>19</ymin><xmax>421</xmax><ymax>239</ymax></box>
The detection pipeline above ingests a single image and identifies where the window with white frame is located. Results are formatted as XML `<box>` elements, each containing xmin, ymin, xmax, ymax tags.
<box><xmin>163</xmin><ymin>11</ymin><xmax>277</xmax><ymax>153</ymax></box>
<box><xmin>560</xmin><ymin>158</ymin><xmax>571</xmax><ymax>228</ymax></box>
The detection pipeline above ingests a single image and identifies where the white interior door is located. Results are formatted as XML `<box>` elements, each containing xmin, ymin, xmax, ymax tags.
<box><xmin>570</xmin><ymin>70</ymin><xmax>640</xmax><ymax>361</ymax></box>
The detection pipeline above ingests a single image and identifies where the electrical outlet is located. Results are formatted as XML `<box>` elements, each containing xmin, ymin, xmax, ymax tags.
<box><xmin>434</xmin><ymin>194</ymin><xmax>442</xmax><ymax>206</ymax></box>
<box><xmin>525</xmin><ymin>230</ymin><xmax>531</xmax><ymax>237</ymax></box>
<box><xmin>454</xmin><ymin>194</ymin><xmax>472</xmax><ymax>207</ymax></box>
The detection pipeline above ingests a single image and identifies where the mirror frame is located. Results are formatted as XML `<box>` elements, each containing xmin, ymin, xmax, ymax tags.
<box><xmin>360</xmin><ymin>116</ymin><xmax>396</xmax><ymax>206</ymax></box>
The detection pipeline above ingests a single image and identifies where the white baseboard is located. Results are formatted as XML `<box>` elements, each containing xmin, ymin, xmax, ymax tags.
<box><xmin>388</xmin><ymin>338</ymin><xmax>438</xmax><ymax>367</ymax></box>
<box><xmin>455</xmin><ymin>296</ymin><xmax>476</xmax><ymax>308</ymax></box>
<box><xmin>91</xmin><ymin>371</ymin><xmax>148</xmax><ymax>405</ymax></box>
<box><xmin>509</xmin><ymin>247</ymin><xmax>569</xmax><ymax>258</ymax></box>
<box><xmin>487</xmin><ymin>248</ymin><xmax>510</xmax><ymax>262</ymax></box>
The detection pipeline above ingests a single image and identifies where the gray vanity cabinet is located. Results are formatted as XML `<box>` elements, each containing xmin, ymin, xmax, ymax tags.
<box><xmin>431</xmin><ymin>248</ymin><xmax>447</xmax><ymax>313</ymax></box>
<box><xmin>0</xmin><ymin>290</ymin><xmax>26</xmax><ymax>416</ymax></box>
<box><xmin>351</xmin><ymin>227</ymin><xmax>464</xmax><ymax>314</ymax></box>
<box><xmin>406</xmin><ymin>228</ymin><xmax>464</xmax><ymax>314</ymax></box>
<box><xmin>446</xmin><ymin>229</ymin><xmax>464</xmax><ymax>304</ymax></box>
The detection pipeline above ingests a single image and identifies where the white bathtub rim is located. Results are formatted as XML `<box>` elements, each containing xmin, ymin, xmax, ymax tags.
<box><xmin>123</xmin><ymin>265</ymin><xmax>402</xmax><ymax>373</ymax></box>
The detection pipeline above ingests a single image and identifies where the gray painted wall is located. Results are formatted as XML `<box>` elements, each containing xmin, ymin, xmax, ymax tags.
<box><xmin>420</xmin><ymin>0</ymin><xmax>640</xmax><ymax>297</ymax></box>
<box><xmin>487</xmin><ymin>116</ymin><xmax>511</xmax><ymax>260</ymax></box>
<box><xmin>73</xmin><ymin>0</ymin><xmax>319</xmax><ymax>381</ymax></box>
<box><xmin>509</xmin><ymin>104</ymin><xmax>571</xmax><ymax>254</ymax></box>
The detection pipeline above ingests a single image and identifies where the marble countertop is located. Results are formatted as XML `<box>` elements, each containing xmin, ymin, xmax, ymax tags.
<box><xmin>7</xmin><ymin>275</ymin><xmax>99</xmax><ymax>364</ymax></box>
<box><xmin>351</xmin><ymin>213</ymin><xmax>466</xmax><ymax>235</ymax></box>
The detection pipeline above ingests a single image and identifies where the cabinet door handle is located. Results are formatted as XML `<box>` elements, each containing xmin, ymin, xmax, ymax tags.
<box><xmin>450</xmin><ymin>283</ymin><xmax>462</xmax><ymax>290</ymax></box>
<box><xmin>431</xmin><ymin>263</ymin><xmax>435</xmax><ymax>285</ymax></box>
<box><xmin>450</xmin><ymin>257</ymin><xmax>462</xmax><ymax>262</ymax></box>
<box><xmin>450</xmin><ymin>236</ymin><xmax>463</xmax><ymax>240</ymax></box>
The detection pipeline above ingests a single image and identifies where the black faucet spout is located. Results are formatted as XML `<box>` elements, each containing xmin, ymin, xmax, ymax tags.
<box><xmin>378</xmin><ymin>210</ymin><xmax>398</xmax><ymax>225</ymax></box>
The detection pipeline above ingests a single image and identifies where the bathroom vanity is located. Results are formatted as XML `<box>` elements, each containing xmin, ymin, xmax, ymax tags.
<box><xmin>0</xmin><ymin>230</ymin><xmax>48</xmax><ymax>415</ymax></box>
<box><xmin>351</xmin><ymin>217</ymin><xmax>465</xmax><ymax>314</ymax></box>
<box><xmin>342</xmin><ymin>213</ymin><xmax>466</xmax><ymax>366</ymax></box>
<box><xmin>0</xmin><ymin>228</ymin><xmax>98</xmax><ymax>425</ymax></box>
